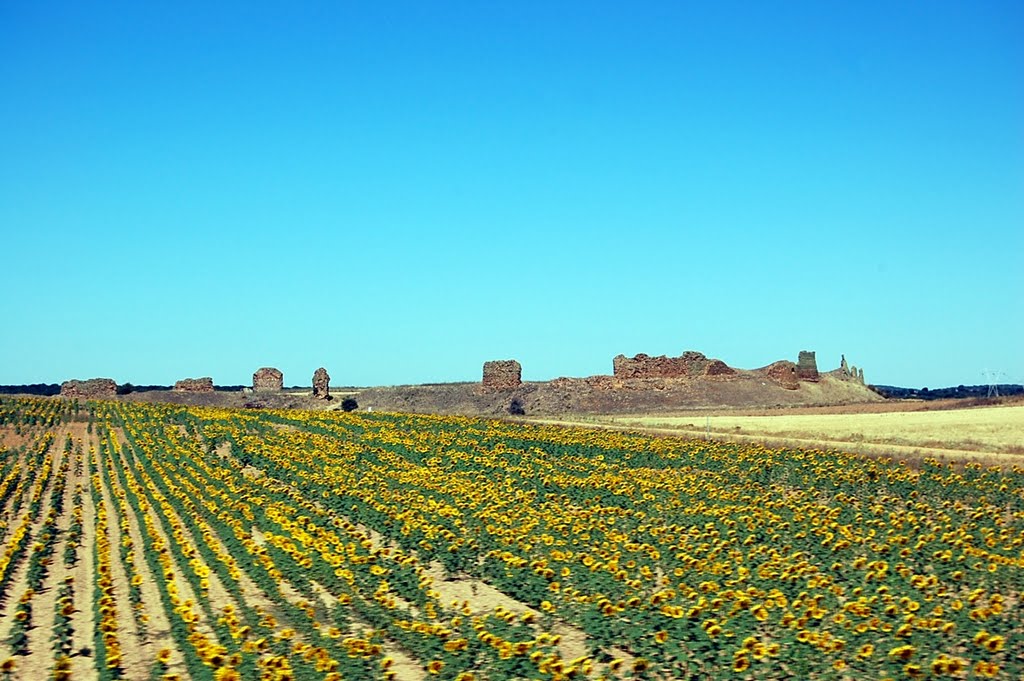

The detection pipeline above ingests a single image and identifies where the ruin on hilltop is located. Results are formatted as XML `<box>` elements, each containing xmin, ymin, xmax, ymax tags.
<box><xmin>482</xmin><ymin>360</ymin><xmax>522</xmax><ymax>390</ymax></box>
<box><xmin>612</xmin><ymin>351</ymin><xmax>736</xmax><ymax>379</ymax></box>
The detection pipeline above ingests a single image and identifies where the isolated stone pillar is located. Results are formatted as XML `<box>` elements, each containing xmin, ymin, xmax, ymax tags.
<box><xmin>312</xmin><ymin>367</ymin><xmax>330</xmax><ymax>399</ymax></box>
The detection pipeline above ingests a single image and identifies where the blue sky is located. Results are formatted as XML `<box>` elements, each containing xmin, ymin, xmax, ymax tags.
<box><xmin>2</xmin><ymin>2</ymin><xmax>1021</xmax><ymax>388</ymax></box>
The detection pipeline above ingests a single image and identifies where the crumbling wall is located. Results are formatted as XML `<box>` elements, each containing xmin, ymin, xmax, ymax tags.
<box><xmin>173</xmin><ymin>377</ymin><xmax>214</xmax><ymax>393</ymax></box>
<box><xmin>60</xmin><ymin>378</ymin><xmax>117</xmax><ymax>398</ymax></box>
<box><xmin>482</xmin><ymin>360</ymin><xmax>522</xmax><ymax>390</ymax></box>
<box><xmin>252</xmin><ymin>367</ymin><xmax>283</xmax><ymax>392</ymax></box>
<box><xmin>764</xmin><ymin>361</ymin><xmax>800</xmax><ymax>390</ymax></box>
<box><xmin>613</xmin><ymin>351</ymin><xmax>733</xmax><ymax>379</ymax></box>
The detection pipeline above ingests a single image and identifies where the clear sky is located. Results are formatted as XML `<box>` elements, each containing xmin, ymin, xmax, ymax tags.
<box><xmin>2</xmin><ymin>2</ymin><xmax>1021</xmax><ymax>389</ymax></box>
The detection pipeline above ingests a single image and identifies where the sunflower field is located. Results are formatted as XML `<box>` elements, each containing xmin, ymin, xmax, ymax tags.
<box><xmin>0</xmin><ymin>396</ymin><xmax>1020</xmax><ymax>680</ymax></box>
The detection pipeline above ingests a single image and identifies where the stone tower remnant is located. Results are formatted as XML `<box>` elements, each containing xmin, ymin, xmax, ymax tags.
<box><xmin>796</xmin><ymin>351</ymin><xmax>819</xmax><ymax>381</ymax></box>
<box><xmin>312</xmin><ymin>367</ymin><xmax>330</xmax><ymax>399</ymax></box>
<box><xmin>60</xmin><ymin>378</ymin><xmax>117</xmax><ymax>398</ymax></box>
<box><xmin>252</xmin><ymin>367</ymin><xmax>283</xmax><ymax>392</ymax></box>
<box><xmin>482</xmin><ymin>360</ymin><xmax>522</xmax><ymax>390</ymax></box>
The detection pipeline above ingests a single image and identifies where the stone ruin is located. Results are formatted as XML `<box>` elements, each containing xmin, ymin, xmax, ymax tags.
<box><xmin>312</xmin><ymin>367</ymin><xmax>330</xmax><ymax>399</ymax></box>
<box><xmin>252</xmin><ymin>367</ymin><xmax>283</xmax><ymax>392</ymax></box>
<box><xmin>796</xmin><ymin>351</ymin><xmax>819</xmax><ymax>381</ymax></box>
<box><xmin>837</xmin><ymin>355</ymin><xmax>866</xmax><ymax>384</ymax></box>
<box><xmin>764</xmin><ymin>361</ymin><xmax>800</xmax><ymax>390</ymax></box>
<box><xmin>704</xmin><ymin>359</ymin><xmax>735</xmax><ymax>376</ymax></box>
<box><xmin>60</xmin><ymin>378</ymin><xmax>117</xmax><ymax>398</ymax></box>
<box><xmin>612</xmin><ymin>351</ymin><xmax>735</xmax><ymax>379</ymax></box>
<box><xmin>482</xmin><ymin>360</ymin><xmax>522</xmax><ymax>390</ymax></box>
<box><xmin>173</xmin><ymin>377</ymin><xmax>214</xmax><ymax>393</ymax></box>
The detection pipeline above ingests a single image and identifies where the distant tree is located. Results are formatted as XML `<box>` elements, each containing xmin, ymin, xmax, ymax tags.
<box><xmin>341</xmin><ymin>397</ymin><xmax>359</xmax><ymax>412</ymax></box>
<box><xmin>116</xmin><ymin>382</ymin><xmax>135</xmax><ymax>395</ymax></box>
<box><xmin>509</xmin><ymin>398</ymin><xmax>526</xmax><ymax>416</ymax></box>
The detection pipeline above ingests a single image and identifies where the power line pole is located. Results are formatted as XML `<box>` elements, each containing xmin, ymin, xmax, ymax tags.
<box><xmin>983</xmin><ymin>369</ymin><xmax>1002</xmax><ymax>398</ymax></box>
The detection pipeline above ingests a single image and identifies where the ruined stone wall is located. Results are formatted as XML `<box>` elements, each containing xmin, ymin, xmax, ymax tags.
<box><xmin>612</xmin><ymin>351</ymin><xmax>734</xmax><ymax>379</ymax></box>
<box><xmin>796</xmin><ymin>351</ymin><xmax>819</xmax><ymax>381</ymax></box>
<box><xmin>482</xmin><ymin>360</ymin><xmax>522</xmax><ymax>390</ymax></box>
<box><xmin>60</xmin><ymin>378</ymin><xmax>117</xmax><ymax>398</ymax></box>
<box><xmin>173</xmin><ymin>377</ymin><xmax>214</xmax><ymax>393</ymax></box>
<box><xmin>252</xmin><ymin>367</ymin><xmax>283</xmax><ymax>392</ymax></box>
<box><xmin>764</xmin><ymin>361</ymin><xmax>799</xmax><ymax>390</ymax></box>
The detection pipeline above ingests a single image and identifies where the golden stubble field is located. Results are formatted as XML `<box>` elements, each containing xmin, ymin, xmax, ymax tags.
<box><xmin>546</xmin><ymin>401</ymin><xmax>1024</xmax><ymax>467</ymax></box>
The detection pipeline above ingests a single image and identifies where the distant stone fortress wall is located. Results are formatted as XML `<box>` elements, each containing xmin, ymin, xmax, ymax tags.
<box><xmin>612</xmin><ymin>351</ymin><xmax>735</xmax><ymax>379</ymax></box>
<box><xmin>483</xmin><ymin>349</ymin><xmax>862</xmax><ymax>387</ymax></box>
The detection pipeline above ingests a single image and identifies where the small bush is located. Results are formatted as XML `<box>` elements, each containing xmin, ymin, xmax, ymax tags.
<box><xmin>509</xmin><ymin>398</ymin><xmax>525</xmax><ymax>416</ymax></box>
<box><xmin>341</xmin><ymin>397</ymin><xmax>359</xmax><ymax>412</ymax></box>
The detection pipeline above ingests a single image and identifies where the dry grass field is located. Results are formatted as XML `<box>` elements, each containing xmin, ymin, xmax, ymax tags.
<box><xmin>542</xmin><ymin>400</ymin><xmax>1024</xmax><ymax>467</ymax></box>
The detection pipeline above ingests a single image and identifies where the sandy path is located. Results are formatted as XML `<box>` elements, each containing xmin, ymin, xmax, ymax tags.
<box><xmin>19</xmin><ymin>432</ymin><xmax>76</xmax><ymax>680</ymax></box>
<box><xmin>68</xmin><ymin>430</ymin><xmax>99</xmax><ymax>680</ymax></box>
